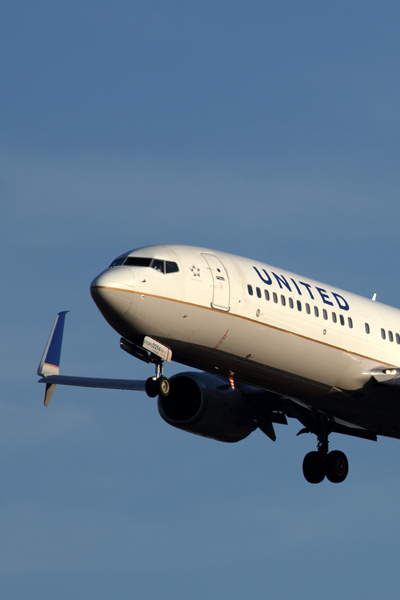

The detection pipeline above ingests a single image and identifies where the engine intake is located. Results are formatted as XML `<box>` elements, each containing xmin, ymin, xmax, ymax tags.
<box><xmin>158</xmin><ymin>372</ymin><xmax>256</xmax><ymax>443</ymax></box>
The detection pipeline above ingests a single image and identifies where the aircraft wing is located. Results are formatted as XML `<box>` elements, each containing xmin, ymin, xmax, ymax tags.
<box><xmin>37</xmin><ymin>312</ymin><xmax>146</xmax><ymax>406</ymax></box>
<box><xmin>38</xmin><ymin>374</ymin><xmax>146</xmax><ymax>390</ymax></box>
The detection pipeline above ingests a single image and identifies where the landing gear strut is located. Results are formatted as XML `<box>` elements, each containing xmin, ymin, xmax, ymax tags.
<box><xmin>145</xmin><ymin>361</ymin><xmax>171</xmax><ymax>398</ymax></box>
<box><xmin>301</xmin><ymin>415</ymin><xmax>349</xmax><ymax>484</ymax></box>
<box><xmin>119</xmin><ymin>336</ymin><xmax>171</xmax><ymax>398</ymax></box>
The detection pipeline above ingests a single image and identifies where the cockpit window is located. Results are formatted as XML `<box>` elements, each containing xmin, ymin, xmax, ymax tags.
<box><xmin>109</xmin><ymin>255</ymin><xmax>179</xmax><ymax>274</ymax></box>
<box><xmin>152</xmin><ymin>259</ymin><xmax>164</xmax><ymax>272</ymax></box>
<box><xmin>166</xmin><ymin>261</ymin><xmax>179</xmax><ymax>273</ymax></box>
<box><xmin>109</xmin><ymin>257</ymin><xmax>127</xmax><ymax>267</ymax></box>
<box><xmin>151</xmin><ymin>259</ymin><xmax>179</xmax><ymax>274</ymax></box>
<box><xmin>124</xmin><ymin>257</ymin><xmax>152</xmax><ymax>267</ymax></box>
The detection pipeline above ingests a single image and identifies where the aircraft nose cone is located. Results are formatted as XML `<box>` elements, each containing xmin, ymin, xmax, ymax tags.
<box><xmin>90</xmin><ymin>266</ymin><xmax>135</xmax><ymax>291</ymax></box>
<box><xmin>90</xmin><ymin>267</ymin><xmax>135</xmax><ymax>321</ymax></box>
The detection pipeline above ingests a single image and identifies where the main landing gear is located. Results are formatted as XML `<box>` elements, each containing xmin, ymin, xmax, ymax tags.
<box><xmin>145</xmin><ymin>361</ymin><xmax>171</xmax><ymax>398</ymax></box>
<box><xmin>301</xmin><ymin>416</ymin><xmax>349</xmax><ymax>484</ymax></box>
<box><xmin>303</xmin><ymin>449</ymin><xmax>348</xmax><ymax>484</ymax></box>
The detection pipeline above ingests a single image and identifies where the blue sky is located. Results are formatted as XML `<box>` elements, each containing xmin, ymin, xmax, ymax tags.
<box><xmin>2</xmin><ymin>2</ymin><xmax>400</xmax><ymax>598</ymax></box>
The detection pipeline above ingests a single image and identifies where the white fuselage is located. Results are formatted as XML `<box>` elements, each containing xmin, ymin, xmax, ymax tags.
<box><xmin>90</xmin><ymin>244</ymin><xmax>400</xmax><ymax>437</ymax></box>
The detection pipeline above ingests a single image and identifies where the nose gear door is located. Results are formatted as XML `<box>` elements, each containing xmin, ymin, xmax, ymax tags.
<box><xmin>201</xmin><ymin>254</ymin><xmax>230</xmax><ymax>312</ymax></box>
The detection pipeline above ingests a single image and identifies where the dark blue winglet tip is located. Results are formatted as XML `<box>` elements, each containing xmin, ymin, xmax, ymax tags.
<box><xmin>38</xmin><ymin>311</ymin><xmax>70</xmax><ymax>376</ymax></box>
<box><xmin>46</xmin><ymin>311</ymin><xmax>69</xmax><ymax>367</ymax></box>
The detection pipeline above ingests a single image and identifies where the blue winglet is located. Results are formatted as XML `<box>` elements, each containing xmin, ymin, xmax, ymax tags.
<box><xmin>37</xmin><ymin>311</ymin><xmax>69</xmax><ymax>377</ymax></box>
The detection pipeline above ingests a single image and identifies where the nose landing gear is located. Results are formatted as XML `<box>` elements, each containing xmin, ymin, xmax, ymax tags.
<box><xmin>301</xmin><ymin>415</ymin><xmax>349</xmax><ymax>484</ymax></box>
<box><xmin>145</xmin><ymin>362</ymin><xmax>171</xmax><ymax>398</ymax></box>
<box><xmin>120</xmin><ymin>336</ymin><xmax>172</xmax><ymax>399</ymax></box>
<box><xmin>145</xmin><ymin>375</ymin><xmax>170</xmax><ymax>398</ymax></box>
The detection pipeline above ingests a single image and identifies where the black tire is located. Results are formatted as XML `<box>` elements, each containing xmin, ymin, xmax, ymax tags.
<box><xmin>158</xmin><ymin>376</ymin><xmax>170</xmax><ymax>397</ymax></box>
<box><xmin>145</xmin><ymin>377</ymin><xmax>158</xmax><ymax>398</ymax></box>
<box><xmin>326</xmin><ymin>450</ymin><xmax>349</xmax><ymax>483</ymax></box>
<box><xmin>302</xmin><ymin>451</ymin><xmax>325</xmax><ymax>484</ymax></box>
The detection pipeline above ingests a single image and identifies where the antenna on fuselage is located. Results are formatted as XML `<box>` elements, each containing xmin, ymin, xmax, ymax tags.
<box><xmin>372</xmin><ymin>293</ymin><xmax>377</xmax><ymax>301</ymax></box>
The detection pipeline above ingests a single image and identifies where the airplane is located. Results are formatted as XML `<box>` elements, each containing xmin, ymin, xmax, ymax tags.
<box><xmin>37</xmin><ymin>244</ymin><xmax>400</xmax><ymax>484</ymax></box>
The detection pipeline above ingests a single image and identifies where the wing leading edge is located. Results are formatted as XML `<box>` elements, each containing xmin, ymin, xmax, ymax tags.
<box><xmin>37</xmin><ymin>312</ymin><xmax>146</xmax><ymax>406</ymax></box>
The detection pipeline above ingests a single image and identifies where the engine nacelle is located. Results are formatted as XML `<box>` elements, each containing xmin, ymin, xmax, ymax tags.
<box><xmin>157</xmin><ymin>372</ymin><xmax>256</xmax><ymax>443</ymax></box>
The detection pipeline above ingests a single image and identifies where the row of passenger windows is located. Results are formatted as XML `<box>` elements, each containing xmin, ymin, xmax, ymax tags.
<box><xmin>248</xmin><ymin>283</ymin><xmax>400</xmax><ymax>343</ymax></box>
<box><xmin>247</xmin><ymin>285</ymin><xmax>400</xmax><ymax>343</ymax></box>
<box><xmin>379</xmin><ymin>327</ymin><xmax>400</xmax><ymax>344</ymax></box>
<box><xmin>247</xmin><ymin>284</ymin><xmax>354</xmax><ymax>328</ymax></box>
<box><xmin>365</xmin><ymin>321</ymin><xmax>400</xmax><ymax>344</ymax></box>
<box><xmin>363</xmin><ymin>322</ymin><xmax>398</xmax><ymax>343</ymax></box>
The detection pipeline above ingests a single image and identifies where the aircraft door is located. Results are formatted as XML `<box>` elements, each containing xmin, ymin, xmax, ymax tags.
<box><xmin>201</xmin><ymin>254</ymin><xmax>230</xmax><ymax>312</ymax></box>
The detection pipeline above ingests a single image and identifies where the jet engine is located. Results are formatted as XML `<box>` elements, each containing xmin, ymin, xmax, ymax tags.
<box><xmin>157</xmin><ymin>372</ymin><xmax>257</xmax><ymax>442</ymax></box>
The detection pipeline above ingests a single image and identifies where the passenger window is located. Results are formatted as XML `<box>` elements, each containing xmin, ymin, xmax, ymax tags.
<box><xmin>396</xmin><ymin>333</ymin><xmax>400</xmax><ymax>344</ymax></box>
<box><xmin>297</xmin><ymin>300</ymin><xmax>302</xmax><ymax>311</ymax></box>
<box><xmin>332</xmin><ymin>312</ymin><xmax>337</xmax><ymax>323</ymax></box>
<box><xmin>323</xmin><ymin>309</ymin><xmax>328</xmax><ymax>320</ymax></box>
<box><xmin>248</xmin><ymin>285</ymin><xmax>253</xmax><ymax>296</ymax></box>
<box><xmin>348</xmin><ymin>317</ymin><xmax>353</xmax><ymax>328</ymax></box>
<box><xmin>265</xmin><ymin>290</ymin><xmax>270</xmax><ymax>301</ymax></box>
<box><xmin>281</xmin><ymin>295</ymin><xmax>286</xmax><ymax>306</ymax></box>
<box><xmin>289</xmin><ymin>298</ymin><xmax>294</xmax><ymax>309</ymax></box>
<box><xmin>306</xmin><ymin>303</ymin><xmax>311</xmax><ymax>314</ymax></box>
<box><xmin>340</xmin><ymin>315</ymin><xmax>345</xmax><ymax>326</ymax></box>
<box><xmin>314</xmin><ymin>306</ymin><xmax>319</xmax><ymax>317</ymax></box>
<box><xmin>256</xmin><ymin>287</ymin><xmax>262</xmax><ymax>298</ymax></box>
<box><xmin>365</xmin><ymin>323</ymin><xmax>370</xmax><ymax>334</ymax></box>
<box><xmin>273</xmin><ymin>292</ymin><xmax>278</xmax><ymax>304</ymax></box>
<box><xmin>381</xmin><ymin>328</ymin><xmax>386</xmax><ymax>340</ymax></box>
<box><xmin>389</xmin><ymin>331</ymin><xmax>394</xmax><ymax>342</ymax></box>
